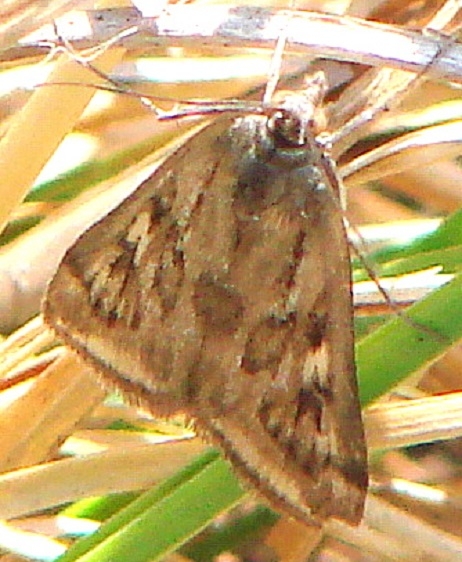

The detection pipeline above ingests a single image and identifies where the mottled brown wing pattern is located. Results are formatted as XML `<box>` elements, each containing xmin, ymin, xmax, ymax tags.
<box><xmin>44</xmin><ymin>120</ymin><xmax>229</xmax><ymax>412</ymax></box>
<box><xmin>44</xmin><ymin>96</ymin><xmax>367</xmax><ymax>525</ymax></box>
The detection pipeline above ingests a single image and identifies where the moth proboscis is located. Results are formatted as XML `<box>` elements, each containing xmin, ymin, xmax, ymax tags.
<box><xmin>43</xmin><ymin>71</ymin><xmax>368</xmax><ymax>526</ymax></box>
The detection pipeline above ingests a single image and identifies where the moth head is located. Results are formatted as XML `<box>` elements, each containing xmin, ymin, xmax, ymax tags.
<box><xmin>269</xmin><ymin>71</ymin><xmax>328</xmax><ymax>146</ymax></box>
<box><xmin>266</xmin><ymin>108</ymin><xmax>304</xmax><ymax>147</ymax></box>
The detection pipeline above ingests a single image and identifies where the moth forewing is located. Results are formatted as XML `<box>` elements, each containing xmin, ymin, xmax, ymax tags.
<box><xmin>43</xmin><ymin>79</ymin><xmax>367</xmax><ymax>526</ymax></box>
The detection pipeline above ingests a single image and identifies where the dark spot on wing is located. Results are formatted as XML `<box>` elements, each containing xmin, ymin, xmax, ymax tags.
<box><xmin>305</xmin><ymin>312</ymin><xmax>327</xmax><ymax>349</ymax></box>
<box><xmin>294</xmin><ymin>387</ymin><xmax>322</xmax><ymax>429</ymax></box>
<box><xmin>242</xmin><ymin>313</ymin><xmax>295</xmax><ymax>375</ymax></box>
<box><xmin>154</xmin><ymin>225</ymin><xmax>184</xmax><ymax>314</ymax></box>
<box><xmin>193</xmin><ymin>273</ymin><xmax>244</xmax><ymax>334</ymax></box>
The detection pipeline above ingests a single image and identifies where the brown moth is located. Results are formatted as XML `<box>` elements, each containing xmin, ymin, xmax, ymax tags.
<box><xmin>43</xmin><ymin>72</ymin><xmax>368</xmax><ymax>525</ymax></box>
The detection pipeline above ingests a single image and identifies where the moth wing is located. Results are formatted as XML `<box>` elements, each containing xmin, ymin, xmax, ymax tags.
<box><xmin>44</xmin><ymin>113</ymin><xmax>367</xmax><ymax>525</ymax></box>
<box><xmin>195</xmin><ymin>187</ymin><xmax>368</xmax><ymax>524</ymax></box>
<box><xmin>178</xmin><ymin>119</ymin><xmax>368</xmax><ymax>524</ymax></box>
<box><xmin>44</xmin><ymin>118</ymin><xmax>240</xmax><ymax>411</ymax></box>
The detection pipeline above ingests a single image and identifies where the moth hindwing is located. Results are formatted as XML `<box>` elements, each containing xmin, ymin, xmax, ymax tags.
<box><xmin>43</xmin><ymin>80</ymin><xmax>368</xmax><ymax>525</ymax></box>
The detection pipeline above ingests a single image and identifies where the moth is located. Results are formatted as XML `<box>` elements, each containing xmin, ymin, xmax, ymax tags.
<box><xmin>43</xmin><ymin>71</ymin><xmax>368</xmax><ymax>525</ymax></box>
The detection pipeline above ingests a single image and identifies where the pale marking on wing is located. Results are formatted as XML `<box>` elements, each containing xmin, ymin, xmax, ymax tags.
<box><xmin>209</xmin><ymin>416</ymin><xmax>317</xmax><ymax>516</ymax></box>
<box><xmin>125</xmin><ymin>211</ymin><xmax>152</xmax><ymax>267</ymax></box>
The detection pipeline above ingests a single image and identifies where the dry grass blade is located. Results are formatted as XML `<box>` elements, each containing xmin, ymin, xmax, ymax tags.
<box><xmin>365</xmin><ymin>392</ymin><xmax>462</xmax><ymax>450</ymax></box>
<box><xmin>0</xmin><ymin>0</ymin><xmax>77</xmax><ymax>52</ymax></box>
<box><xmin>12</xmin><ymin>5</ymin><xmax>462</xmax><ymax>82</ymax></box>
<box><xmin>0</xmin><ymin>349</ymin><xmax>105</xmax><ymax>472</ymax></box>
<box><xmin>0</xmin><ymin>316</ymin><xmax>54</xmax><ymax>378</ymax></box>
<box><xmin>0</xmin><ymin>45</ymin><xmax>126</xmax><ymax>233</ymax></box>
<box><xmin>0</xmin><ymin>439</ymin><xmax>205</xmax><ymax>520</ymax></box>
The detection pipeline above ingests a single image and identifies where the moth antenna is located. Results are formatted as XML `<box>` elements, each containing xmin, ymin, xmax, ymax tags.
<box><xmin>343</xmin><ymin>213</ymin><xmax>447</xmax><ymax>343</ymax></box>
<box><xmin>44</xmin><ymin>24</ymin><xmax>264</xmax><ymax>120</ymax></box>
<box><xmin>344</xmin><ymin>216</ymin><xmax>403</xmax><ymax>312</ymax></box>
<box><xmin>47</xmin><ymin>18</ymin><xmax>168</xmax><ymax>118</ymax></box>
<box><xmin>68</xmin><ymin>55</ymin><xmax>167</xmax><ymax>118</ymax></box>
<box><xmin>52</xmin><ymin>19</ymin><xmax>142</xmax><ymax>63</ymax></box>
<box><xmin>316</xmin><ymin>132</ymin><xmax>446</xmax><ymax>343</ymax></box>
<box><xmin>316</xmin><ymin>31</ymin><xmax>452</xmax><ymax>343</ymax></box>
<box><xmin>329</xmin><ymin>30</ymin><xmax>452</xmax><ymax>148</ymax></box>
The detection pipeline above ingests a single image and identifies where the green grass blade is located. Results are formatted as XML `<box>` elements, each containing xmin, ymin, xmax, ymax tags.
<box><xmin>56</xmin><ymin>451</ymin><xmax>244</xmax><ymax>562</ymax></box>
<box><xmin>357</xmin><ymin>273</ymin><xmax>462</xmax><ymax>406</ymax></box>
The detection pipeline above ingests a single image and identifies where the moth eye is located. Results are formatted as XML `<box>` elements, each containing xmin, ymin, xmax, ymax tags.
<box><xmin>192</xmin><ymin>273</ymin><xmax>244</xmax><ymax>334</ymax></box>
<box><xmin>268</xmin><ymin>110</ymin><xmax>306</xmax><ymax>147</ymax></box>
